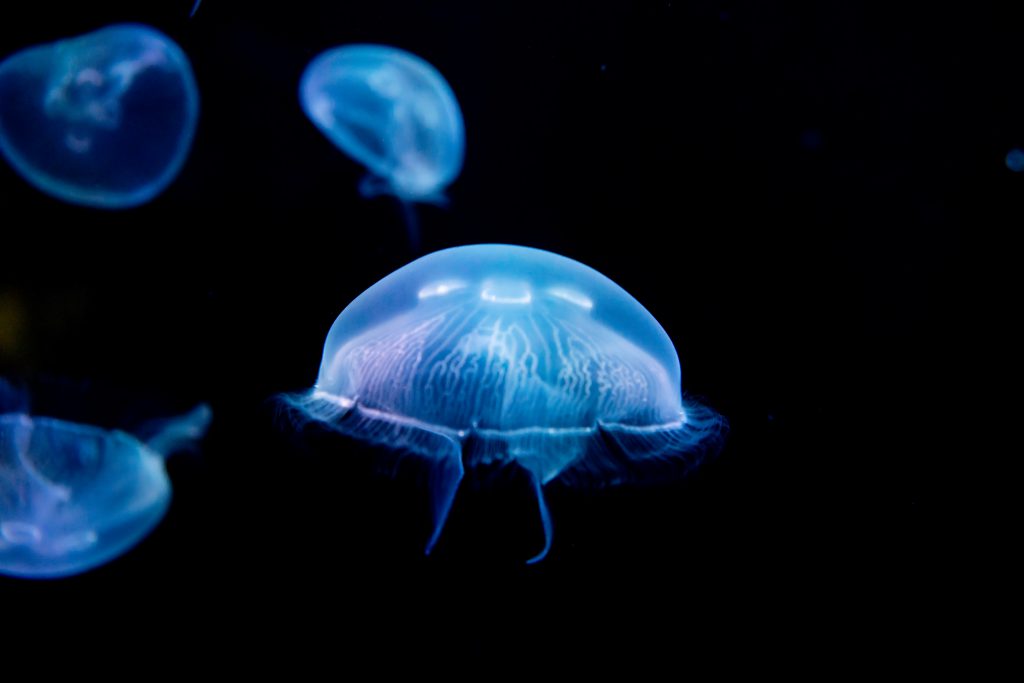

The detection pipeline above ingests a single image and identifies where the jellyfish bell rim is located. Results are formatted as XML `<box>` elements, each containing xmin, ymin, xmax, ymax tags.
<box><xmin>298</xmin><ymin>43</ymin><xmax>465</xmax><ymax>199</ymax></box>
<box><xmin>315</xmin><ymin>243</ymin><xmax>684</xmax><ymax>394</ymax></box>
<box><xmin>0</xmin><ymin>501</ymin><xmax>171</xmax><ymax>579</ymax></box>
<box><xmin>0</xmin><ymin>22</ymin><xmax>200</xmax><ymax>209</ymax></box>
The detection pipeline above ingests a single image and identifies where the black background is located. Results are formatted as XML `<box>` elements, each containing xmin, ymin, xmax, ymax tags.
<box><xmin>0</xmin><ymin>0</ymin><xmax>1009</xmax><ymax>664</ymax></box>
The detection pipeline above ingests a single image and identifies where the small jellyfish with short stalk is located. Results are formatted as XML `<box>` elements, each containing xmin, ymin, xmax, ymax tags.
<box><xmin>286</xmin><ymin>244</ymin><xmax>726</xmax><ymax>562</ymax></box>
<box><xmin>299</xmin><ymin>44</ymin><xmax>465</xmax><ymax>248</ymax></box>
<box><xmin>0</xmin><ymin>23</ymin><xmax>199</xmax><ymax>208</ymax></box>
<box><xmin>0</xmin><ymin>400</ymin><xmax>212</xmax><ymax>579</ymax></box>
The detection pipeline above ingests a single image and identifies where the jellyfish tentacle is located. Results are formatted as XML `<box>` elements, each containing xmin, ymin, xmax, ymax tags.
<box><xmin>141</xmin><ymin>403</ymin><xmax>212</xmax><ymax>457</ymax></box>
<box><xmin>358</xmin><ymin>173</ymin><xmax>392</xmax><ymax>199</ymax></box>
<box><xmin>424</xmin><ymin>449</ymin><xmax>463</xmax><ymax>555</ymax></box>
<box><xmin>398</xmin><ymin>198</ymin><xmax>421</xmax><ymax>252</ymax></box>
<box><xmin>285</xmin><ymin>391</ymin><xmax>465</xmax><ymax>555</ymax></box>
<box><xmin>525</xmin><ymin>473</ymin><xmax>552</xmax><ymax>565</ymax></box>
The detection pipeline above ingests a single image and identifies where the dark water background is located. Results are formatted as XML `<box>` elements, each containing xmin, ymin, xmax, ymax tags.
<box><xmin>0</xmin><ymin>0</ymin><xmax>1010</xmax><ymax>665</ymax></box>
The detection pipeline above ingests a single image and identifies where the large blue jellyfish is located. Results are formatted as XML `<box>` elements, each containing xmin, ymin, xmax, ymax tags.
<box><xmin>0</xmin><ymin>24</ymin><xmax>199</xmax><ymax>208</ymax></box>
<box><xmin>290</xmin><ymin>245</ymin><xmax>725</xmax><ymax>562</ymax></box>
<box><xmin>299</xmin><ymin>44</ymin><xmax>465</xmax><ymax>204</ymax></box>
<box><xmin>0</xmin><ymin>404</ymin><xmax>211</xmax><ymax>578</ymax></box>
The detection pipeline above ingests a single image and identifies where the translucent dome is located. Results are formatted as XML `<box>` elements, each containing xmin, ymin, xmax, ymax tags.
<box><xmin>299</xmin><ymin>44</ymin><xmax>464</xmax><ymax>201</ymax></box>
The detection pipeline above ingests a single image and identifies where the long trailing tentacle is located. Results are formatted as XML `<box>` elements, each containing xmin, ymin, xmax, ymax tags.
<box><xmin>424</xmin><ymin>449</ymin><xmax>464</xmax><ymax>555</ymax></box>
<box><xmin>525</xmin><ymin>472</ymin><xmax>553</xmax><ymax>564</ymax></box>
<box><xmin>399</xmin><ymin>198</ymin><xmax>421</xmax><ymax>253</ymax></box>
<box><xmin>286</xmin><ymin>392</ymin><xmax>467</xmax><ymax>556</ymax></box>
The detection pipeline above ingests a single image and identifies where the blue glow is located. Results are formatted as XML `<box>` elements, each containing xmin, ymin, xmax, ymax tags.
<box><xmin>0</xmin><ymin>404</ymin><xmax>211</xmax><ymax>579</ymax></box>
<box><xmin>289</xmin><ymin>245</ymin><xmax>725</xmax><ymax>562</ymax></box>
<box><xmin>299</xmin><ymin>44</ymin><xmax>465</xmax><ymax>202</ymax></box>
<box><xmin>0</xmin><ymin>24</ymin><xmax>199</xmax><ymax>208</ymax></box>
<box><xmin>1006</xmin><ymin>148</ymin><xmax>1024</xmax><ymax>173</ymax></box>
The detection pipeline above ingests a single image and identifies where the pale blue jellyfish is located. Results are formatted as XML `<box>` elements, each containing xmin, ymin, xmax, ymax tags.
<box><xmin>0</xmin><ymin>404</ymin><xmax>211</xmax><ymax>578</ymax></box>
<box><xmin>0</xmin><ymin>24</ymin><xmax>199</xmax><ymax>208</ymax></box>
<box><xmin>289</xmin><ymin>245</ymin><xmax>725</xmax><ymax>562</ymax></box>
<box><xmin>299</xmin><ymin>44</ymin><xmax>465</xmax><ymax>204</ymax></box>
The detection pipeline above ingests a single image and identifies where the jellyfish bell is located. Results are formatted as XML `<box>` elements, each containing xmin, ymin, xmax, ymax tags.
<box><xmin>0</xmin><ymin>404</ymin><xmax>211</xmax><ymax>579</ymax></box>
<box><xmin>299</xmin><ymin>44</ymin><xmax>464</xmax><ymax>202</ymax></box>
<box><xmin>299</xmin><ymin>44</ymin><xmax>464</xmax><ymax>248</ymax></box>
<box><xmin>0</xmin><ymin>23</ymin><xmax>199</xmax><ymax>208</ymax></box>
<box><xmin>288</xmin><ymin>244</ymin><xmax>725</xmax><ymax>563</ymax></box>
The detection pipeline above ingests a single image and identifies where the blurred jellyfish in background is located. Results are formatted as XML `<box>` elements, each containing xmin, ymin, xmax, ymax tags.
<box><xmin>286</xmin><ymin>245</ymin><xmax>725</xmax><ymax>562</ymax></box>
<box><xmin>299</xmin><ymin>44</ymin><xmax>465</xmax><ymax>247</ymax></box>
<box><xmin>0</xmin><ymin>379</ymin><xmax>211</xmax><ymax>579</ymax></box>
<box><xmin>0</xmin><ymin>23</ymin><xmax>199</xmax><ymax>208</ymax></box>
<box><xmin>1006</xmin><ymin>148</ymin><xmax>1024</xmax><ymax>173</ymax></box>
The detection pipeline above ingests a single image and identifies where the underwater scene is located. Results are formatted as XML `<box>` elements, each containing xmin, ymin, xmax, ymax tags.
<box><xmin>0</xmin><ymin>0</ymin><xmax>1010</xmax><ymax>666</ymax></box>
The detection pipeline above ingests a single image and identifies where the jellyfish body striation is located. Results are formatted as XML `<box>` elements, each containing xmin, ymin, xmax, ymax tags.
<box><xmin>0</xmin><ymin>404</ymin><xmax>211</xmax><ymax>579</ymax></box>
<box><xmin>299</xmin><ymin>44</ymin><xmax>465</xmax><ymax>203</ymax></box>
<box><xmin>0</xmin><ymin>23</ymin><xmax>199</xmax><ymax>208</ymax></box>
<box><xmin>289</xmin><ymin>245</ymin><xmax>725</xmax><ymax>562</ymax></box>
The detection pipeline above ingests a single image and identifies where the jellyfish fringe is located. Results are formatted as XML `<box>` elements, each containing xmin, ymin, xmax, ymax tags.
<box><xmin>280</xmin><ymin>389</ymin><xmax>726</xmax><ymax>489</ymax></box>
<box><xmin>279</xmin><ymin>389</ymin><xmax>726</xmax><ymax>560</ymax></box>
